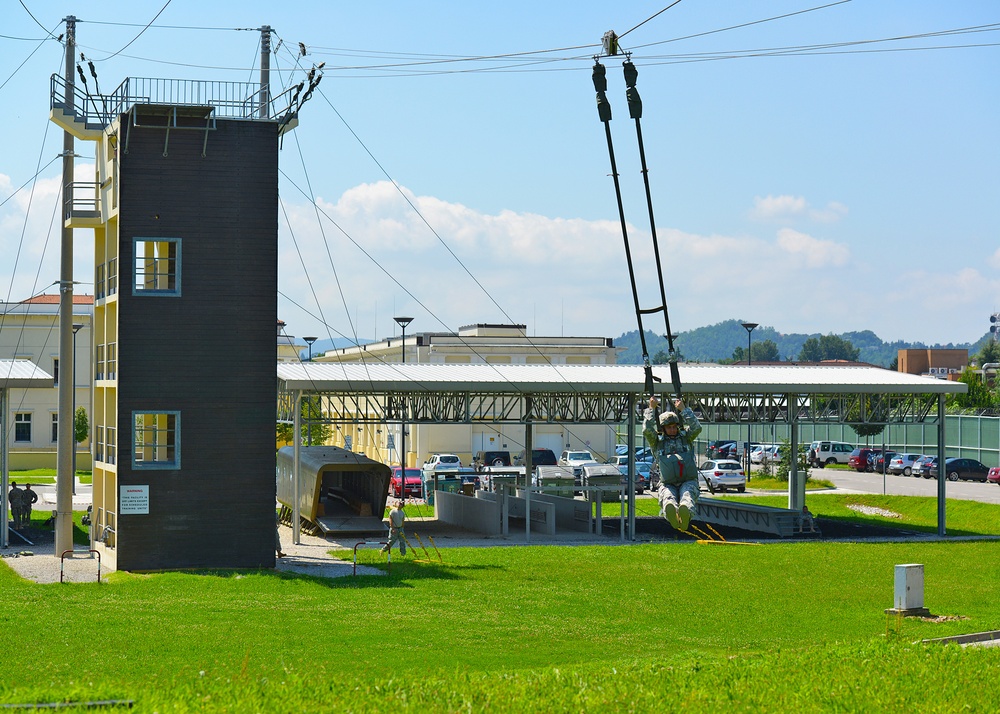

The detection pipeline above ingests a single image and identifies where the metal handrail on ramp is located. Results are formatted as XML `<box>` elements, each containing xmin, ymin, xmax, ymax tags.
<box><xmin>695</xmin><ymin>498</ymin><xmax>815</xmax><ymax>538</ymax></box>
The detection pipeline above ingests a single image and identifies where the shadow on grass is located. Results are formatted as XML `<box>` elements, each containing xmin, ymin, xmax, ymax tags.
<box><xmin>815</xmin><ymin>515</ymin><xmax>992</xmax><ymax>538</ymax></box>
<box><xmin>170</xmin><ymin>560</ymin><xmax>504</xmax><ymax>590</ymax></box>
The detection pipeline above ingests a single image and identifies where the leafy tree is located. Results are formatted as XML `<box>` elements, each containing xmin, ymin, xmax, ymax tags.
<box><xmin>276</xmin><ymin>396</ymin><xmax>332</xmax><ymax>447</ymax></box>
<box><xmin>844</xmin><ymin>393</ymin><xmax>887</xmax><ymax>440</ymax></box>
<box><xmin>729</xmin><ymin>339</ymin><xmax>780</xmax><ymax>364</ymax></box>
<box><xmin>74</xmin><ymin>406</ymin><xmax>89</xmax><ymax>444</ymax></box>
<box><xmin>949</xmin><ymin>368</ymin><xmax>999</xmax><ymax>411</ymax></box>
<box><xmin>849</xmin><ymin>422</ymin><xmax>886</xmax><ymax>439</ymax></box>
<box><xmin>798</xmin><ymin>334</ymin><xmax>860</xmax><ymax>362</ymax></box>
<box><xmin>651</xmin><ymin>348</ymin><xmax>683</xmax><ymax>364</ymax></box>
<box><xmin>975</xmin><ymin>340</ymin><xmax>1000</xmax><ymax>366</ymax></box>
<box><xmin>774</xmin><ymin>438</ymin><xmax>808</xmax><ymax>483</ymax></box>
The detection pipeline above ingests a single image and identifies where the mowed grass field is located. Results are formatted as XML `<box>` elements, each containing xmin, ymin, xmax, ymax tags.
<box><xmin>3</xmin><ymin>498</ymin><xmax>1000</xmax><ymax>712</ymax></box>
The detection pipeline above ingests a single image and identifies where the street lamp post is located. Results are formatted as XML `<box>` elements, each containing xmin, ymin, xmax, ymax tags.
<box><xmin>71</xmin><ymin>323</ymin><xmax>83</xmax><ymax>496</ymax></box>
<box><xmin>741</xmin><ymin>322</ymin><xmax>758</xmax><ymax>479</ymax></box>
<box><xmin>394</xmin><ymin>317</ymin><xmax>413</xmax><ymax>504</ymax></box>
<box><xmin>302</xmin><ymin>337</ymin><xmax>317</xmax><ymax>445</ymax></box>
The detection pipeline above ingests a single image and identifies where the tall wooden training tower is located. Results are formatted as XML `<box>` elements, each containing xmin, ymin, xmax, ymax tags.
<box><xmin>49</xmin><ymin>28</ymin><xmax>300</xmax><ymax>571</ymax></box>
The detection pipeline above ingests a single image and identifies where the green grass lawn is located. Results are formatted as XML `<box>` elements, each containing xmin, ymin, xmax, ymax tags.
<box><xmin>3</xmin><ymin>500</ymin><xmax>1000</xmax><ymax>711</ymax></box>
<box><xmin>8</xmin><ymin>469</ymin><xmax>93</xmax><ymax>485</ymax></box>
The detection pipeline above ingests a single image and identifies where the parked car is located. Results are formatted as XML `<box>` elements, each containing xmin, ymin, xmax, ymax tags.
<box><xmin>808</xmin><ymin>441</ymin><xmax>854</xmax><ymax>468</ymax></box>
<box><xmin>912</xmin><ymin>455</ymin><xmax>938</xmax><ymax>479</ymax></box>
<box><xmin>705</xmin><ymin>440</ymin><xmax>735</xmax><ymax>459</ymax></box>
<box><xmin>612</xmin><ymin>459</ymin><xmax>651</xmax><ymax>493</ymax></box>
<box><xmin>473</xmin><ymin>450</ymin><xmax>511</xmax><ymax>471</ymax></box>
<box><xmin>513</xmin><ymin>448</ymin><xmax>558</xmax><ymax>467</ymax></box>
<box><xmin>720</xmin><ymin>442</ymin><xmax>759</xmax><ymax>460</ymax></box>
<box><xmin>697</xmin><ymin>459</ymin><xmax>746</xmax><ymax>493</ymax></box>
<box><xmin>559</xmin><ymin>450</ymin><xmax>600</xmax><ymax>478</ymax></box>
<box><xmin>887</xmin><ymin>453</ymin><xmax>922</xmax><ymax>477</ymax></box>
<box><xmin>871</xmin><ymin>451</ymin><xmax>897</xmax><ymax>473</ymax></box>
<box><xmin>752</xmin><ymin>445</ymin><xmax>781</xmax><ymax>465</ymax></box>
<box><xmin>988</xmin><ymin>467</ymin><xmax>1000</xmax><ymax>485</ymax></box>
<box><xmin>389</xmin><ymin>467</ymin><xmax>423</xmax><ymax>499</ymax></box>
<box><xmin>941</xmin><ymin>457</ymin><xmax>990</xmax><ymax>482</ymax></box>
<box><xmin>422</xmin><ymin>453</ymin><xmax>463</xmax><ymax>472</ymax></box>
<box><xmin>848</xmin><ymin>448</ymin><xmax>879</xmax><ymax>473</ymax></box>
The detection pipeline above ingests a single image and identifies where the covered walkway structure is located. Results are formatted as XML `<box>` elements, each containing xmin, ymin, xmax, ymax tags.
<box><xmin>276</xmin><ymin>362</ymin><xmax>965</xmax><ymax>541</ymax></box>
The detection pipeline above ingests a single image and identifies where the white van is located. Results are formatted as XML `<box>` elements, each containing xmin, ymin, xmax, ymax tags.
<box><xmin>808</xmin><ymin>441</ymin><xmax>854</xmax><ymax>468</ymax></box>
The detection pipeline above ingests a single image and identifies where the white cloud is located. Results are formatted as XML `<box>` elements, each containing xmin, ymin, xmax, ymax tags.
<box><xmin>775</xmin><ymin>228</ymin><xmax>851</xmax><ymax>268</ymax></box>
<box><xmin>749</xmin><ymin>194</ymin><xmax>847</xmax><ymax>224</ymax></box>
<box><xmin>279</xmin><ymin>181</ymin><xmax>872</xmax><ymax>346</ymax></box>
<box><xmin>809</xmin><ymin>201</ymin><xmax>848</xmax><ymax>223</ymax></box>
<box><xmin>990</xmin><ymin>247</ymin><xmax>1000</xmax><ymax>269</ymax></box>
<box><xmin>750</xmin><ymin>194</ymin><xmax>807</xmax><ymax>221</ymax></box>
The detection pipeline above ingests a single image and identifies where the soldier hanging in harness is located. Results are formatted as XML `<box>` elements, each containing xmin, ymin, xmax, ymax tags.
<box><xmin>643</xmin><ymin>396</ymin><xmax>702</xmax><ymax>531</ymax></box>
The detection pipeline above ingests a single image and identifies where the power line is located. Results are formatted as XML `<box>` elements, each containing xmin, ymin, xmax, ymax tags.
<box><xmin>619</xmin><ymin>0</ymin><xmax>686</xmax><ymax>40</ymax></box>
<box><xmin>16</xmin><ymin>0</ymin><xmax>59</xmax><ymax>40</ymax></box>
<box><xmin>92</xmin><ymin>0</ymin><xmax>174</xmax><ymax>61</ymax></box>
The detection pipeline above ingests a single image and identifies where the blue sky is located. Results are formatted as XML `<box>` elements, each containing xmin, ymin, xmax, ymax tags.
<box><xmin>2</xmin><ymin>1</ymin><xmax>998</xmax><ymax>349</ymax></box>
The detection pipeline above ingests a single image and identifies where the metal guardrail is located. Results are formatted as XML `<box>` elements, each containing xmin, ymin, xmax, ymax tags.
<box><xmin>353</xmin><ymin>540</ymin><xmax>390</xmax><ymax>575</ymax></box>
<box><xmin>51</xmin><ymin>74</ymin><xmax>298</xmax><ymax>129</ymax></box>
<box><xmin>60</xmin><ymin>548</ymin><xmax>102</xmax><ymax>583</ymax></box>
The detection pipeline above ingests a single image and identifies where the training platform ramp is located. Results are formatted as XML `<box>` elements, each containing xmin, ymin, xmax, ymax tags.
<box><xmin>276</xmin><ymin>446</ymin><xmax>391</xmax><ymax>535</ymax></box>
<box><xmin>434</xmin><ymin>489</ymin><xmax>556</xmax><ymax>536</ymax></box>
<box><xmin>436</xmin><ymin>489</ymin><xmax>601</xmax><ymax>537</ymax></box>
<box><xmin>694</xmin><ymin>498</ymin><xmax>817</xmax><ymax>538</ymax></box>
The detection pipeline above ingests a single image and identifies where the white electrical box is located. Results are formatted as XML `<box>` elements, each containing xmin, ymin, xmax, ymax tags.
<box><xmin>894</xmin><ymin>564</ymin><xmax>924</xmax><ymax>611</ymax></box>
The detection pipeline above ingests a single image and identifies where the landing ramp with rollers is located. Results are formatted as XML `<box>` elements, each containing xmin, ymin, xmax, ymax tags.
<box><xmin>694</xmin><ymin>497</ymin><xmax>817</xmax><ymax>538</ymax></box>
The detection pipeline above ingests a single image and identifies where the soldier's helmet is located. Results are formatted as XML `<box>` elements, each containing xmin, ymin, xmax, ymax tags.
<box><xmin>659</xmin><ymin>411</ymin><xmax>680</xmax><ymax>427</ymax></box>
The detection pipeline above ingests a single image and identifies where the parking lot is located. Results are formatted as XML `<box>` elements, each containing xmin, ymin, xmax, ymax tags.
<box><xmin>797</xmin><ymin>466</ymin><xmax>1000</xmax><ymax>505</ymax></box>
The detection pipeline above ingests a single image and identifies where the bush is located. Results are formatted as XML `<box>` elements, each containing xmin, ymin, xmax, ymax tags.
<box><xmin>774</xmin><ymin>438</ymin><xmax>808</xmax><ymax>483</ymax></box>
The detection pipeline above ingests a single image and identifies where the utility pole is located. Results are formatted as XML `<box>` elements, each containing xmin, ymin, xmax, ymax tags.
<box><xmin>55</xmin><ymin>16</ymin><xmax>77</xmax><ymax>557</ymax></box>
<box><xmin>259</xmin><ymin>25</ymin><xmax>271</xmax><ymax>119</ymax></box>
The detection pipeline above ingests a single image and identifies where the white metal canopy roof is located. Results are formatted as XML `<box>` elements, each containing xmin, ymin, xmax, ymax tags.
<box><xmin>277</xmin><ymin>362</ymin><xmax>964</xmax><ymax>396</ymax></box>
<box><xmin>0</xmin><ymin>359</ymin><xmax>54</xmax><ymax>389</ymax></box>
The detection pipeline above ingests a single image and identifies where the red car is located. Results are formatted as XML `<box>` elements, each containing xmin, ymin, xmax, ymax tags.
<box><xmin>988</xmin><ymin>467</ymin><xmax>1000</xmax><ymax>485</ymax></box>
<box><xmin>848</xmin><ymin>448</ymin><xmax>878</xmax><ymax>473</ymax></box>
<box><xmin>389</xmin><ymin>467</ymin><xmax>423</xmax><ymax>499</ymax></box>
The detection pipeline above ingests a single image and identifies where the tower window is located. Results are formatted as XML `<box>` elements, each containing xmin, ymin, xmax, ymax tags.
<box><xmin>133</xmin><ymin>238</ymin><xmax>181</xmax><ymax>295</ymax></box>
<box><xmin>133</xmin><ymin>411</ymin><xmax>180</xmax><ymax>469</ymax></box>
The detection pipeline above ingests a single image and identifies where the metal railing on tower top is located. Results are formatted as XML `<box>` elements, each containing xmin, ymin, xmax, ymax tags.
<box><xmin>51</xmin><ymin>74</ymin><xmax>299</xmax><ymax>130</ymax></box>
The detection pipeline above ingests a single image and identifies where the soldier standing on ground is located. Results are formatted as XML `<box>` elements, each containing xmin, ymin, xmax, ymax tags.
<box><xmin>8</xmin><ymin>481</ymin><xmax>24</xmax><ymax>529</ymax></box>
<box><xmin>275</xmin><ymin>510</ymin><xmax>285</xmax><ymax>558</ymax></box>
<box><xmin>20</xmin><ymin>484</ymin><xmax>38</xmax><ymax>529</ymax></box>
<box><xmin>381</xmin><ymin>501</ymin><xmax>407</xmax><ymax>556</ymax></box>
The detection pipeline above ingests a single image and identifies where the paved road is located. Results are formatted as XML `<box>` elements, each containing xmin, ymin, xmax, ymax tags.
<box><xmin>807</xmin><ymin>467</ymin><xmax>1000</xmax><ymax>504</ymax></box>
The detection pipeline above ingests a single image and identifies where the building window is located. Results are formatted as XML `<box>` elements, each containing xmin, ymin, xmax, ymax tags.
<box><xmin>133</xmin><ymin>238</ymin><xmax>181</xmax><ymax>295</ymax></box>
<box><xmin>14</xmin><ymin>413</ymin><xmax>32</xmax><ymax>442</ymax></box>
<box><xmin>51</xmin><ymin>413</ymin><xmax>59</xmax><ymax>442</ymax></box>
<box><xmin>133</xmin><ymin>411</ymin><xmax>180</xmax><ymax>469</ymax></box>
<box><xmin>53</xmin><ymin>358</ymin><xmax>59</xmax><ymax>386</ymax></box>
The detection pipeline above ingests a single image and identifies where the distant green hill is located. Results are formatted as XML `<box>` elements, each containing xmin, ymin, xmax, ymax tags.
<box><xmin>613</xmin><ymin>319</ymin><xmax>988</xmax><ymax>368</ymax></box>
